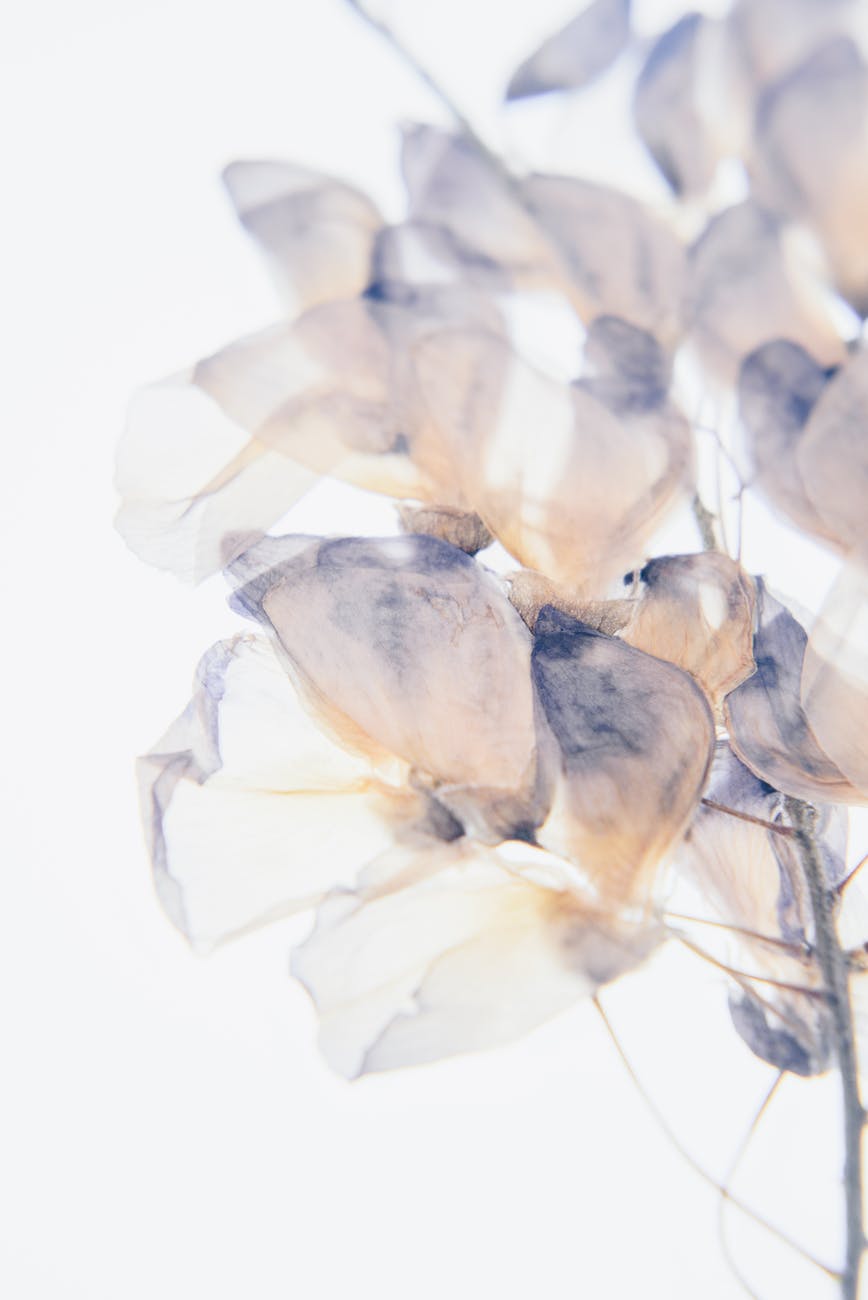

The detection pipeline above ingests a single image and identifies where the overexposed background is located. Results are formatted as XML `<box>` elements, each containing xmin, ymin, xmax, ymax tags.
<box><xmin>2</xmin><ymin>2</ymin><xmax>862</xmax><ymax>1298</ymax></box>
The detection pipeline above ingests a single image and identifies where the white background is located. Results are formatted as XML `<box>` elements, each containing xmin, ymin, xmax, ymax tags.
<box><xmin>2</xmin><ymin>2</ymin><xmax>862</xmax><ymax>1298</ymax></box>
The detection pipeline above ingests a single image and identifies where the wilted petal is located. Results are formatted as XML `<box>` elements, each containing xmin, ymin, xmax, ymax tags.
<box><xmin>230</xmin><ymin>534</ymin><xmax>544</xmax><ymax>841</ymax></box>
<box><xmin>397</xmin><ymin>503</ymin><xmax>492</xmax><ymax>555</ymax></box>
<box><xmin>725</xmin><ymin>580</ymin><xmax>862</xmax><ymax>803</ymax></box>
<box><xmin>532</xmin><ymin>607</ymin><xmax>715</xmax><ymax>909</ymax></box>
<box><xmin>618</xmin><ymin>552</ymin><xmax>756</xmax><ymax>712</ymax></box>
<box><xmin>521</xmin><ymin>174</ymin><xmax>686</xmax><ymax>342</ymax></box>
<box><xmin>223</xmin><ymin>160</ymin><xmax>382</xmax><ymax>313</ymax></box>
<box><xmin>292</xmin><ymin>840</ymin><xmax>658</xmax><ymax>1078</ymax></box>
<box><xmin>633</xmin><ymin>14</ymin><xmax>746</xmax><ymax>197</ymax></box>
<box><xmin>413</xmin><ymin>317</ymin><xmax>693</xmax><ymax>592</ymax></box>
<box><xmin>686</xmin><ymin>203</ymin><xmax>845</xmax><ymax>383</ymax></box>
<box><xmin>505</xmin><ymin>0</ymin><xmax>631</xmax><ymax>102</ymax></box>
<box><xmin>797</xmin><ymin>349</ymin><xmax>868</xmax><ymax>553</ymax></box>
<box><xmin>138</xmin><ymin>635</ymin><xmax>443</xmax><ymax>950</ymax></box>
<box><xmin>115</xmin><ymin>376</ymin><xmax>317</xmax><ymax>582</ymax></box>
<box><xmin>738</xmin><ymin>339</ymin><xmax>843</xmax><ymax>546</ymax></box>
<box><xmin>678</xmin><ymin>743</ymin><xmax>847</xmax><ymax>1074</ymax></box>
<box><xmin>802</xmin><ymin>554</ymin><xmax>868</xmax><ymax>800</ymax></box>
<box><xmin>729</xmin><ymin>0</ymin><xmax>863</xmax><ymax>92</ymax></box>
<box><xmin>752</xmin><ymin>38</ymin><xmax>868</xmax><ymax>314</ymax></box>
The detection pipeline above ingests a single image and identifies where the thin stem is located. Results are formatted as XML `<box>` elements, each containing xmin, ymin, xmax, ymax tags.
<box><xmin>717</xmin><ymin>1072</ymin><xmax>785</xmax><ymax>1300</ymax></box>
<box><xmin>701</xmin><ymin>797</ymin><xmax>795</xmax><ymax>840</ymax></box>
<box><xmin>785</xmin><ymin>796</ymin><xmax>865</xmax><ymax>1300</ymax></box>
<box><xmin>692</xmin><ymin>493</ymin><xmax>719</xmax><ymax>552</ymax></box>
<box><xmin>592</xmin><ymin>995</ymin><xmax>840</xmax><ymax>1280</ymax></box>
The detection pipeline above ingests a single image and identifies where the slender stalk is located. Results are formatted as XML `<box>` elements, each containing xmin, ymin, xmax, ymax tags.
<box><xmin>785</xmin><ymin>796</ymin><xmax>866</xmax><ymax>1300</ymax></box>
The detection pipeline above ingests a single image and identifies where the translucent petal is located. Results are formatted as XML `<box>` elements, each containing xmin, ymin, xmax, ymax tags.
<box><xmin>292</xmin><ymin>841</ymin><xmax>658</xmax><ymax>1078</ymax></box>
<box><xmin>686</xmin><ymin>203</ymin><xmax>845</xmax><ymax>383</ymax></box>
<box><xmin>802</xmin><ymin>553</ymin><xmax>868</xmax><ymax>799</ymax></box>
<box><xmin>115</xmin><ymin>376</ymin><xmax>317</xmax><ymax>582</ymax></box>
<box><xmin>633</xmin><ymin>14</ymin><xmax>744</xmax><ymax>197</ymax></box>
<box><xmin>139</xmin><ymin>635</ymin><xmax>435</xmax><ymax>949</ymax></box>
<box><xmin>729</xmin><ymin>0</ymin><xmax>863</xmax><ymax>91</ymax></box>
<box><xmin>738</xmin><ymin>339</ymin><xmax>843</xmax><ymax>546</ymax></box>
<box><xmin>618</xmin><ymin>552</ymin><xmax>756</xmax><ymax>712</ymax></box>
<box><xmin>413</xmin><ymin>317</ymin><xmax>693</xmax><ymax>592</ymax></box>
<box><xmin>223</xmin><ymin>160</ymin><xmax>381</xmax><ymax>313</ymax></box>
<box><xmin>505</xmin><ymin>0</ymin><xmax>631</xmax><ymax>102</ymax></box>
<box><xmin>797</xmin><ymin>349</ymin><xmax>868</xmax><ymax>553</ymax></box>
<box><xmin>724</xmin><ymin>580</ymin><xmax>863</xmax><ymax>803</ymax></box>
<box><xmin>752</xmin><ymin>38</ymin><xmax>868</xmax><ymax>314</ymax></box>
<box><xmin>230</xmin><ymin>534</ymin><xmax>544</xmax><ymax>841</ymax></box>
<box><xmin>678</xmin><ymin>743</ymin><xmax>847</xmax><ymax>1074</ymax></box>
<box><xmin>532</xmin><ymin>607</ymin><xmax>715</xmax><ymax>909</ymax></box>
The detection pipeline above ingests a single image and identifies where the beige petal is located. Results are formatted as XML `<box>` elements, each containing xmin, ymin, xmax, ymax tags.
<box><xmin>686</xmin><ymin>203</ymin><xmax>845</xmax><ymax>384</ymax></box>
<box><xmin>752</xmin><ymin>38</ymin><xmax>868</xmax><ymax>314</ymax></box>
<box><xmin>724</xmin><ymin>580</ymin><xmax>863</xmax><ymax>803</ymax></box>
<box><xmin>618</xmin><ymin>552</ymin><xmax>756</xmax><ymax>712</ymax></box>
<box><xmin>292</xmin><ymin>840</ymin><xmax>658</xmax><ymax>1078</ymax></box>
<box><xmin>801</xmin><ymin>553</ymin><xmax>868</xmax><ymax>799</ymax></box>
<box><xmin>413</xmin><ymin>318</ymin><xmax>694</xmax><ymax>593</ymax></box>
<box><xmin>797</xmin><ymin>348</ymin><xmax>868</xmax><ymax>553</ymax></box>
<box><xmin>223</xmin><ymin>160</ymin><xmax>381</xmax><ymax>314</ymax></box>
<box><xmin>230</xmin><ymin>534</ymin><xmax>545</xmax><ymax>841</ymax></box>
<box><xmin>505</xmin><ymin>0</ymin><xmax>631</xmax><ymax>101</ymax></box>
<box><xmin>729</xmin><ymin>0</ymin><xmax>863</xmax><ymax>92</ymax></box>
<box><xmin>138</xmin><ymin>635</ymin><xmax>442</xmax><ymax>950</ymax></box>
<box><xmin>678</xmin><ymin>742</ymin><xmax>847</xmax><ymax>1074</ymax></box>
<box><xmin>532</xmin><ymin>607</ymin><xmax>715</xmax><ymax>910</ymax></box>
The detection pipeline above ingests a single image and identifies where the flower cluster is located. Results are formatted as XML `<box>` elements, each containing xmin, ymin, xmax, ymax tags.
<box><xmin>119</xmin><ymin>0</ymin><xmax>868</xmax><ymax>1267</ymax></box>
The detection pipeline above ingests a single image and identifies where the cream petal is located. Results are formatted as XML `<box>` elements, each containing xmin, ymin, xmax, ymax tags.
<box><xmin>738</xmin><ymin>339</ymin><xmax>843</xmax><ymax>546</ymax></box>
<box><xmin>521</xmin><ymin>175</ymin><xmax>686</xmax><ymax>343</ymax></box>
<box><xmin>230</xmin><ymin>534</ymin><xmax>544</xmax><ymax>840</ymax></box>
<box><xmin>139</xmin><ymin>635</ymin><xmax>437</xmax><ymax>949</ymax></box>
<box><xmin>633</xmin><ymin>13</ymin><xmax>740</xmax><ymax>197</ymax></box>
<box><xmin>369</xmin><ymin>221</ymin><xmax>513</xmax><ymax>296</ymax></box>
<box><xmin>532</xmin><ymin>607</ymin><xmax>715</xmax><ymax>909</ymax></box>
<box><xmin>222</xmin><ymin>160</ymin><xmax>381</xmax><ymax>313</ymax></box>
<box><xmin>686</xmin><ymin>203</ymin><xmax>845</xmax><ymax>384</ymax></box>
<box><xmin>115</xmin><ymin>376</ymin><xmax>317</xmax><ymax>582</ymax></box>
<box><xmin>618</xmin><ymin>552</ymin><xmax>756</xmax><ymax>711</ymax></box>
<box><xmin>505</xmin><ymin>0</ymin><xmax>631</xmax><ymax>102</ymax></box>
<box><xmin>801</xmin><ymin>554</ymin><xmax>868</xmax><ymax>799</ymax></box>
<box><xmin>724</xmin><ymin>580</ymin><xmax>863</xmax><ymax>803</ymax></box>
<box><xmin>728</xmin><ymin>0</ymin><xmax>862</xmax><ymax>89</ymax></box>
<box><xmin>678</xmin><ymin>743</ymin><xmax>847</xmax><ymax>1075</ymax></box>
<box><xmin>752</xmin><ymin>38</ymin><xmax>868</xmax><ymax>314</ymax></box>
<box><xmin>797</xmin><ymin>349</ymin><xmax>868</xmax><ymax>553</ymax></box>
<box><xmin>292</xmin><ymin>841</ymin><xmax>657</xmax><ymax>1078</ymax></box>
<box><xmin>412</xmin><ymin>318</ymin><xmax>693</xmax><ymax>592</ymax></box>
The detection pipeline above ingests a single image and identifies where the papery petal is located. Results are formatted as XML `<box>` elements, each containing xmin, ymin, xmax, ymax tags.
<box><xmin>532</xmin><ymin>607</ymin><xmax>715</xmax><ymax>909</ymax></box>
<box><xmin>724</xmin><ymin>580</ymin><xmax>863</xmax><ymax>803</ymax></box>
<box><xmin>413</xmin><ymin>317</ymin><xmax>693</xmax><ymax>592</ymax></box>
<box><xmin>521</xmin><ymin>174</ymin><xmax>686</xmax><ymax>342</ymax></box>
<box><xmin>115</xmin><ymin>377</ymin><xmax>317</xmax><ymax>582</ymax></box>
<box><xmin>292</xmin><ymin>840</ymin><xmax>658</xmax><ymax>1078</ymax></box>
<box><xmin>230</xmin><ymin>534</ymin><xmax>544</xmax><ymax>841</ymax></box>
<box><xmin>752</xmin><ymin>38</ymin><xmax>868</xmax><ymax>314</ymax></box>
<box><xmin>633</xmin><ymin>14</ymin><xmax>745</xmax><ymax>197</ymax></box>
<box><xmin>685</xmin><ymin>203</ymin><xmax>845</xmax><ymax>383</ymax></box>
<box><xmin>797</xmin><ymin>350</ymin><xmax>868</xmax><ymax>553</ymax></box>
<box><xmin>618</xmin><ymin>552</ymin><xmax>756</xmax><ymax>711</ymax></box>
<box><xmin>738</xmin><ymin>339</ymin><xmax>843</xmax><ymax>546</ymax></box>
<box><xmin>223</xmin><ymin>160</ymin><xmax>382</xmax><ymax>313</ymax></box>
<box><xmin>729</xmin><ymin>0</ymin><xmax>864</xmax><ymax>92</ymax></box>
<box><xmin>678</xmin><ymin>743</ymin><xmax>847</xmax><ymax>1074</ymax></box>
<box><xmin>802</xmin><ymin>553</ymin><xmax>868</xmax><ymax>800</ymax></box>
<box><xmin>139</xmin><ymin>635</ymin><xmax>443</xmax><ymax>949</ymax></box>
<box><xmin>505</xmin><ymin>0</ymin><xmax>631</xmax><ymax>102</ymax></box>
